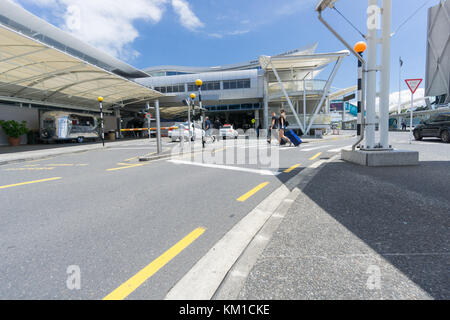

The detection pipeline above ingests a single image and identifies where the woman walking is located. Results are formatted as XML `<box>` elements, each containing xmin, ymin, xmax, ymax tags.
<box><xmin>278</xmin><ymin>109</ymin><xmax>292</xmax><ymax>146</ymax></box>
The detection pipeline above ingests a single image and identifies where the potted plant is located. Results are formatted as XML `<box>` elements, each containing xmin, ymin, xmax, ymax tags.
<box><xmin>0</xmin><ymin>120</ymin><xmax>29</xmax><ymax>146</ymax></box>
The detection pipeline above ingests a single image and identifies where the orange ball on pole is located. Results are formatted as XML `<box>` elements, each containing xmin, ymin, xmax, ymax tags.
<box><xmin>354</xmin><ymin>41</ymin><xmax>367</xmax><ymax>54</ymax></box>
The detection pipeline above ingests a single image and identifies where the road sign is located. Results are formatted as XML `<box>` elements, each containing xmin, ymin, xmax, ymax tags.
<box><xmin>145</xmin><ymin>113</ymin><xmax>152</xmax><ymax>119</ymax></box>
<box><xmin>343</xmin><ymin>93</ymin><xmax>356</xmax><ymax>102</ymax></box>
<box><xmin>405</xmin><ymin>79</ymin><xmax>422</xmax><ymax>94</ymax></box>
<box><xmin>404</xmin><ymin>79</ymin><xmax>422</xmax><ymax>144</ymax></box>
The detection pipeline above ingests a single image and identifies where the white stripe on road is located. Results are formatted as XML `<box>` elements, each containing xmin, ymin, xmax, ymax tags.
<box><xmin>301</xmin><ymin>145</ymin><xmax>331</xmax><ymax>152</ymax></box>
<box><xmin>328</xmin><ymin>145</ymin><xmax>353</xmax><ymax>153</ymax></box>
<box><xmin>168</xmin><ymin>159</ymin><xmax>280</xmax><ymax>176</ymax></box>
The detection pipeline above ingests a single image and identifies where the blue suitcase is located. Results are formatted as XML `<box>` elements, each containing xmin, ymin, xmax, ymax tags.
<box><xmin>285</xmin><ymin>129</ymin><xmax>302</xmax><ymax>146</ymax></box>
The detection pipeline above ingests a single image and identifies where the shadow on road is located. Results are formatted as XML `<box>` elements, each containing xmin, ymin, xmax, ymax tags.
<box><xmin>300</xmin><ymin>160</ymin><xmax>450</xmax><ymax>299</ymax></box>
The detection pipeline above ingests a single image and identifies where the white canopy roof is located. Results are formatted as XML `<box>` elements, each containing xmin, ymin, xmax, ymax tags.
<box><xmin>259</xmin><ymin>50</ymin><xmax>350</xmax><ymax>72</ymax></box>
<box><xmin>0</xmin><ymin>24</ymin><xmax>162</xmax><ymax>111</ymax></box>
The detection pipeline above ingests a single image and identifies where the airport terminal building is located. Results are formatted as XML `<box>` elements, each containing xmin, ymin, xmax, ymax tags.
<box><xmin>0</xmin><ymin>0</ymin><xmax>351</xmax><ymax>145</ymax></box>
<box><xmin>137</xmin><ymin>45</ymin><xmax>349</xmax><ymax>135</ymax></box>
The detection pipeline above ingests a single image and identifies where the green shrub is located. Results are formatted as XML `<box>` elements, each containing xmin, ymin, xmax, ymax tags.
<box><xmin>0</xmin><ymin>120</ymin><xmax>29</xmax><ymax>138</ymax></box>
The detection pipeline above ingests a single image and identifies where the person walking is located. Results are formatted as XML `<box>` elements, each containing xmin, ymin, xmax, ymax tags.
<box><xmin>204</xmin><ymin>117</ymin><xmax>214</xmax><ymax>142</ymax></box>
<box><xmin>401</xmin><ymin>120</ymin><xmax>407</xmax><ymax>131</ymax></box>
<box><xmin>213</xmin><ymin>118</ymin><xmax>221</xmax><ymax>142</ymax></box>
<box><xmin>267</xmin><ymin>112</ymin><xmax>278</xmax><ymax>144</ymax></box>
<box><xmin>278</xmin><ymin>109</ymin><xmax>291</xmax><ymax>146</ymax></box>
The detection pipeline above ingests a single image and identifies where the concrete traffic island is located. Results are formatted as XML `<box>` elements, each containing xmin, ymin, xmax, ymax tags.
<box><xmin>341</xmin><ymin>149</ymin><xmax>419</xmax><ymax>167</ymax></box>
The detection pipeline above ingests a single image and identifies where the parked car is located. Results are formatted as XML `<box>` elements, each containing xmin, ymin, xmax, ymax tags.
<box><xmin>169</xmin><ymin>122</ymin><xmax>204</xmax><ymax>142</ymax></box>
<box><xmin>219</xmin><ymin>124</ymin><xmax>239</xmax><ymax>139</ymax></box>
<box><xmin>413</xmin><ymin>113</ymin><xmax>450</xmax><ymax>143</ymax></box>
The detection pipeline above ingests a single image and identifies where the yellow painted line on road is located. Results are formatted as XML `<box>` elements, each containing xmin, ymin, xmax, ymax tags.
<box><xmin>46</xmin><ymin>164</ymin><xmax>74</xmax><ymax>167</ymax></box>
<box><xmin>4</xmin><ymin>167</ymin><xmax>55</xmax><ymax>171</ymax></box>
<box><xmin>309</xmin><ymin>152</ymin><xmax>322</xmax><ymax>160</ymax></box>
<box><xmin>124</xmin><ymin>156</ymin><xmax>139</xmax><ymax>162</ymax></box>
<box><xmin>103</xmin><ymin>227</ymin><xmax>206</xmax><ymax>300</ymax></box>
<box><xmin>0</xmin><ymin>177</ymin><xmax>62</xmax><ymax>189</ymax></box>
<box><xmin>213</xmin><ymin>147</ymin><xmax>228</xmax><ymax>154</ymax></box>
<box><xmin>284</xmin><ymin>163</ymin><xmax>301</xmax><ymax>173</ymax></box>
<box><xmin>237</xmin><ymin>182</ymin><xmax>270</xmax><ymax>202</ymax></box>
<box><xmin>106</xmin><ymin>163</ymin><xmax>146</xmax><ymax>171</ymax></box>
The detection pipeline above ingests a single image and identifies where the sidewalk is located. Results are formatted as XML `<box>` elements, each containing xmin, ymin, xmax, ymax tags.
<box><xmin>221</xmin><ymin>158</ymin><xmax>449</xmax><ymax>300</ymax></box>
<box><xmin>0</xmin><ymin>138</ymin><xmax>166</xmax><ymax>165</ymax></box>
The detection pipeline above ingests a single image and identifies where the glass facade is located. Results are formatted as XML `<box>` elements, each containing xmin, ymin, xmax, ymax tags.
<box><xmin>223</xmin><ymin>79</ymin><xmax>251</xmax><ymax>90</ymax></box>
<box><xmin>154</xmin><ymin>84</ymin><xmax>185</xmax><ymax>94</ymax></box>
<box><xmin>187</xmin><ymin>81</ymin><xmax>220</xmax><ymax>92</ymax></box>
<box><xmin>152</xmin><ymin>78</ymin><xmax>252</xmax><ymax>94</ymax></box>
<box><xmin>204</xmin><ymin>103</ymin><xmax>261</xmax><ymax>112</ymax></box>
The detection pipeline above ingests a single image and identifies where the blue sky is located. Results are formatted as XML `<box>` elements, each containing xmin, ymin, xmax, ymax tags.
<box><xmin>15</xmin><ymin>0</ymin><xmax>436</xmax><ymax>101</ymax></box>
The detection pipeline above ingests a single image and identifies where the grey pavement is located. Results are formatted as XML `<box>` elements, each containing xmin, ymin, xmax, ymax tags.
<box><xmin>2</xmin><ymin>130</ymin><xmax>447</xmax><ymax>300</ymax></box>
<box><xmin>222</xmin><ymin>132</ymin><xmax>450</xmax><ymax>300</ymax></box>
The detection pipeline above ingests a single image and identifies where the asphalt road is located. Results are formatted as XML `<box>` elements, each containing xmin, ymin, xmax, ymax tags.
<box><xmin>1</xmin><ymin>131</ymin><xmax>447</xmax><ymax>300</ymax></box>
<box><xmin>0</xmin><ymin>134</ymin><xmax>355</xmax><ymax>299</ymax></box>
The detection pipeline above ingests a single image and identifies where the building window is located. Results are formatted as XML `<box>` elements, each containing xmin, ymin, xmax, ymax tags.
<box><xmin>187</xmin><ymin>81</ymin><xmax>220</xmax><ymax>91</ymax></box>
<box><xmin>223</xmin><ymin>79</ymin><xmax>251</xmax><ymax>90</ymax></box>
<box><xmin>154</xmin><ymin>84</ymin><xmax>185</xmax><ymax>94</ymax></box>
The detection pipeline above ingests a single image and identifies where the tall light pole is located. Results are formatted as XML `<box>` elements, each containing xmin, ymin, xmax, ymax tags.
<box><xmin>365</xmin><ymin>0</ymin><xmax>378</xmax><ymax>150</ymax></box>
<box><xmin>195</xmin><ymin>79</ymin><xmax>205</xmax><ymax>148</ymax></box>
<box><xmin>354</xmin><ymin>41</ymin><xmax>367</xmax><ymax>142</ymax></box>
<box><xmin>98</xmin><ymin>96</ymin><xmax>105</xmax><ymax>147</ymax></box>
<box><xmin>189</xmin><ymin>93</ymin><xmax>196</xmax><ymax>148</ymax></box>
<box><xmin>379</xmin><ymin>0</ymin><xmax>392</xmax><ymax>149</ymax></box>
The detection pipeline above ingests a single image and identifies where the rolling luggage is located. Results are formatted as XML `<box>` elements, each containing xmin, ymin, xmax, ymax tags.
<box><xmin>285</xmin><ymin>129</ymin><xmax>302</xmax><ymax>146</ymax></box>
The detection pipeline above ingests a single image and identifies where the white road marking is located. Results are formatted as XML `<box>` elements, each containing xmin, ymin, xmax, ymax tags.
<box><xmin>309</xmin><ymin>160</ymin><xmax>327</xmax><ymax>168</ymax></box>
<box><xmin>301</xmin><ymin>145</ymin><xmax>332</xmax><ymax>152</ymax></box>
<box><xmin>328</xmin><ymin>145</ymin><xmax>353</xmax><ymax>153</ymax></box>
<box><xmin>168</xmin><ymin>159</ymin><xmax>280</xmax><ymax>176</ymax></box>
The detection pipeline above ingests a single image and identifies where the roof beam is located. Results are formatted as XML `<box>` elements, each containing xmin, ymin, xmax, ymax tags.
<box><xmin>43</xmin><ymin>77</ymin><xmax>124</xmax><ymax>101</ymax></box>
<box><xmin>0</xmin><ymin>47</ymin><xmax>49</xmax><ymax>63</ymax></box>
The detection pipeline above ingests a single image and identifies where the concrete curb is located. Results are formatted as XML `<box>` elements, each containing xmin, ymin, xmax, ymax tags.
<box><xmin>164</xmin><ymin>154</ymin><xmax>340</xmax><ymax>300</ymax></box>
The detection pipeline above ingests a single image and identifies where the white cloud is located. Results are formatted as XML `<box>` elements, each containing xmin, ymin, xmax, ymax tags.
<box><xmin>15</xmin><ymin>0</ymin><xmax>203</xmax><ymax>60</ymax></box>
<box><xmin>171</xmin><ymin>0</ymin><xmax>204</xmax><ymax>31</ymax></box>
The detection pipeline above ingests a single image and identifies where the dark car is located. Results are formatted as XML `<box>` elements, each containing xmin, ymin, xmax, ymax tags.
<box><xmin>413</xmin><ymin>113</ymin><xmax>450</xmax><ymax>143</ymax></box>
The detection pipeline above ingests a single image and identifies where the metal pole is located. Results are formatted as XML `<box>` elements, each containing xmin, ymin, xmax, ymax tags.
<box><xmin>198</xmin><ymin>86</ymin><xmax>205</xmax><ymax>148</ymax></box>
<box><xmin>155</xmin><ymin>99</ymin><xmax>162</xmax><ymax>154</ymax></box>
<box><xmin>303</xmin><ymin>79</ymin><xmax>307</xmax><ymax>133</ymax></box>
<box><xmin>146</xmin><ymin>101</ymin><xmax>151</xmax><ymax>141</ymax></box>
<box><xmin>188</xmin><ymin>98</ymin><xmax>192</xmax><ymax>150</ymax></box>
<box><xmin>410</xmin><ymin>93</ymin><xmax>413</xmax><ymax>144</ymax></box>
<box><xmin>379</xmin><ymin>0</ymin><xmax>392</xmax><ymax>149</ymax></box>
<box><xmin>263</xmin><ymin>74</ymin><xmax>269</xmax><ymax>129</ymax></box>
<box><xmin>398</xmin><ymin>58</ymin><xmax>402</xmax><ymax>117</ymax></box>
<box><xmin>357</xmin><ymin>53</ymin><xmax>364</xmax><ymax>139</ymax></box>
<box><xmin>365</xmin><ymin>0</ymin><xmax>378</xmax><ymax>150</ymax></box>
<box><xmin>99</xmin><ymin>101</ymin><xmax>104</xmax><ymax>147</ymax></box>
